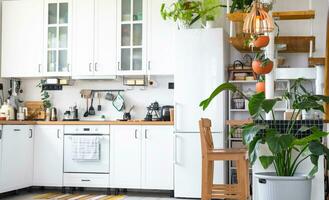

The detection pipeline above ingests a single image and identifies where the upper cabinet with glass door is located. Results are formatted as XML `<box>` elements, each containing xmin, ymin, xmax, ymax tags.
<box><xmin>117</xmin><ymin>0</ymin><xmax>147</xmax><ymax>75</ymax></box>
<box><xmin>44</xmin><ymin>0</ymin><xmax>72</xmax><ymax>76</ymax></box>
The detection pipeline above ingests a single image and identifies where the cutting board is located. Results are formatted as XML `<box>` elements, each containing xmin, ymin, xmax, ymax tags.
<box><xmin>24</xmin><ymin>101</ymin><xmax>45</xmax><ymax>120</ymax></box>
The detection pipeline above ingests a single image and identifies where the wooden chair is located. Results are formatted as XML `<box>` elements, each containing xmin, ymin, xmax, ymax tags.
<box><xmin>199</xmin><ymin>118</ymin><xmax>250</xmax><ymax>200</ymax></box>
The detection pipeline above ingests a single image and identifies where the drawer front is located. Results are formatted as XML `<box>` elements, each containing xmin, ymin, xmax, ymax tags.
<box><xmin>64</xmin><ymin>125</ymin><xmax>110</xmax><ymax>134</ymax></box>
<box><xmin>63</xmin><ymin>173</ymin><xmax>109</xmax><ymax>188</ymax></box>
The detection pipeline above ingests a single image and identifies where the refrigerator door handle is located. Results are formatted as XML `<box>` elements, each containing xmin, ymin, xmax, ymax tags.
<box><xmin>174</xmin><ymin>134</ymin><xmax>178</xmax><ymax>164</ymax></box>
<box><xmin>174</xmin><ymin>102</ymin><xmax>181</xmax><ymax>132</ymax></box>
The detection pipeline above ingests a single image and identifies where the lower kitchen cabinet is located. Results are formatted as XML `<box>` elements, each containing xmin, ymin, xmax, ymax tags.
<box><xmin>33</xmin><ymin>125</ymin><xmax>64</xmax><ymax>187</ymax></box>
<box><xmin>0</xmin><ymin>125</ymin><xmax>34</xmax><ymax>193</ymax></box>
<box><xmin>110</xmin><ymin>125</ymin><xmax>174</xmax><ymax>190</ymax></box>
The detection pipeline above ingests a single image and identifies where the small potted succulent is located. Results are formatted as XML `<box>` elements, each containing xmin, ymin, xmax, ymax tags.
<box><xmin>256</xmin><ymin>75</ymin><xmax>266</xmax><ymax>93</ymax></box>
<box><xmin>252</xmin><ymin>52</ymin><xmax>273</xmax><ymax>75</ymax></box>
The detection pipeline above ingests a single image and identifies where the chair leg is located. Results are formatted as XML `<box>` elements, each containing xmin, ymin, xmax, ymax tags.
<box><xmin>201</xmin><ymin>158</ymin><xmax>212</xmax><ymax>200</ymax></box>
<box><xmin>208</xmin><ymin>161</ymin><xmax>214</xmax><ymax>197</ymax></box>
<box><xmin>237</xmin><ymin>159</ymin><xmax>249</xmax><ymax>200</ymax></box>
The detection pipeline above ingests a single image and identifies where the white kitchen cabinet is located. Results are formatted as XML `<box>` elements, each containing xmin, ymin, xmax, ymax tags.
<box><xmin>110</xmin><ymin>125</ymin><xmax>174</xmax><ymax>190</ymax></box>
<box><xmin>33</xmin><ymin>125</ymin><xmax>64</xmax><ymax>187</ymax></box>
<box><xmin>117</xmin><ymin>0</ymin><xmax>147</xmax><ymax>75</ymax></box>
<box><xmin>0</xmin><ymin>125</ymin><xmax>34</xmax><ymax>193</ymax></box>
<box><xmin>110</xmin><ymin>125</ymin><xmax>142</xmax><ymax>188</ymax></box>
<box><xmin>174</xmin><ymin>132</ymin><xmax>225</xmax><ymax>198</ymax></box>
<box><xmin>72</xmin><ymin>0</ymin><xmax>116</xmax><ymax>78</ymax></box>
<box><xmin>147</xmin><ymin>0</ymin><xmax>175</xmax><ymax>75</ymax></box>
<box><xmin>142</xmin><ymin>126</ymin><xmax>174</xmax><ymax>190</ymax></box>
<box><xmin>1</xmin><ymin>0</ymin><xmax>44</xmax><ymax>78</ymax></box>
<box><xmin>43</xmin><ymin>0</ymin><xmax>72</xmax><ymax>77</ymax></box>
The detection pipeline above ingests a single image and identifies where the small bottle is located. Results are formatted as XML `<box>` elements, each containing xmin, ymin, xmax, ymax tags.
<box><xmin>7</xmin><ymin>100</ymin><xmax>15</xmax><ymax>120</ymax></box>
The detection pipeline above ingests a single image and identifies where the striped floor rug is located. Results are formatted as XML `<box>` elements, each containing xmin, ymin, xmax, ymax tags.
<box><xmin>33</xmin><ymin>193</ymin><xmax>125</xmax><ymax>200</ymax></box>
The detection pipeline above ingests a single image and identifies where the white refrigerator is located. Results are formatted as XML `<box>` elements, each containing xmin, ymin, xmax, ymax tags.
<box><xmin>174</xmin><ymin>28</ymin><xmax>229</xmax><ymax>198</ymax></box>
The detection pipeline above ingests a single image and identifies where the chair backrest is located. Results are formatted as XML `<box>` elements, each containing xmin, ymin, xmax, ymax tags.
<box><xmin>199</xmin><ymin>118</ymin><xmax>214</xmax><ymax>156</ymax></box>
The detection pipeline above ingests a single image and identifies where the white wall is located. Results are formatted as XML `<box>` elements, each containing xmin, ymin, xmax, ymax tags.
<box><xmin>20</xmin><ymin>76</ymin><xmax>174</xmax><ymax>120</ymax></box>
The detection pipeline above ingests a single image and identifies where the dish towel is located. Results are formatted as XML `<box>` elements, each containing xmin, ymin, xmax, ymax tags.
<box><xmin>71</xmin><ymin>136</ymin><xmax>100</xmax><ymax>161</ymax></box>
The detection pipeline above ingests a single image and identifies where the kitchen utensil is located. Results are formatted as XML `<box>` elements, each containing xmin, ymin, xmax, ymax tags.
<box><xmin>144</xmin><ymin>102</ymin><xmax>161</xmax><ymax>121</ymax></box>
<box><xmin>123</xmin><ymin>105</ymin><xmax>134</xmax><ymax>121</ymax></box>
<box><xmin>97</xmin><ymin>93</ymin><xmax>102</xmax><ymax>111</ymax></box>
<box><xmin>83</xmin><ymin>98</ymin><xmax>89</xmax><ymax>117</ymax></box>
<box><xmin>105</xmin><ymin>92</ymin><xmax>115</xmax><ymax>101</ymax></box>
<box><xmin>112</xmin><ymin>93</ymin><xmax>125</xmax><ymax>111</ymax></box>
<box><xmin>80</xmin><ymin>90</ymin><xmax>92</xmax><ymax>99</ymax></box>
<box><xmin>160</xmin><ymin>105</ymin><xmax>174</xmax><ymax>121</ymax></box>
<box><xmin>89</xmin><ymin>97</ymin><xmax>96</xmax><ymax>115</ymax></box>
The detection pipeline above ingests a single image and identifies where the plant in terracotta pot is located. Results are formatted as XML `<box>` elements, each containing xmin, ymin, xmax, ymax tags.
<box><xmin>245</xmin><ymin>34</ymin><xmax>270</xmax><ymax>49</ymax></box>
<box><xmin>200</xmin><ymin>78</ymin><xmax>329</xmax><ymax>200</ymax></box>
<box><xmin>256</xmin><ymin>75</ymin><xmax>265</xmax><ymax>93</ymax></box>
<box><xmin>252</xmin><ymin>52</ymin><xmax>273</xmax><ymax>75</ymax></box>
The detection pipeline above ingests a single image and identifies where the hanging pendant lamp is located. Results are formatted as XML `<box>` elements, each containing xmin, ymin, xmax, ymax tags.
<box><xmin>243</xmin><ymin>0</ymin><xmax>274</xmax><ymax>34</ymax></box>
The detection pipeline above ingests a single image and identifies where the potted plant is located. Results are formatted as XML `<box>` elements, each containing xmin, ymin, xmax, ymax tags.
<box><xmin>161</xmin><ymin>0</ymin><xmax>223</xmax><ymax>29</ymax></box>
<box><xmin>201</xmin><ymin>0</ymin><xmax>221</xmax><ymax>28</ymax></box>
<box><xmin>245</xmin><ymin>34</ymin><xmax>270</xmax><ymax>49</ymax></box>
<box><xmin>230</xmin><ymin>0</ymin><xmax>253</xmax><ymax>36</ymax></box>
<box><xmin>37</xmin><ymin>80</ymin><xmax>52</xmax><ymax>120</ymax></box>
<box><xmin>252</xmin><ymin>52</ymin><xmax>273</xmax><ymax>75</ymax></box>
<box><xmin>200</xmin><ymin>79</ymin><xmax>329</xmax><ymax>200</ymax></box>
<box><xmin>161</xmin><ymin>0</ymin><xmax>203</xmax><ymax>29</ymax></box>
<box><xmin>256</xmin><ymin>75</ymin><xmax>265</xmax><ymax>93</ymax></box>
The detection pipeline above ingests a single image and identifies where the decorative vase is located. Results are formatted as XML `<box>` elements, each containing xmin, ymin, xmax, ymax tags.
<box><xmin>255</xmin><ymin>172</ymin><xmax>313</xmax><ymax>200</ymax></box>
<box><xmin>205</xmin><ymin>21</ymin><xmax>215</xmax><ymax>29</ymax></box>
<box><xmin>252</xmin><ymin>60</ymin><xmax>273</xmax><ymax>74</ymax></box>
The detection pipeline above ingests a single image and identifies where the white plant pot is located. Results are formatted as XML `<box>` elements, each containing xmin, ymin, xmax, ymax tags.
<box><xmin>205</xmin><ymin>21</ymin><xmax>215</xmax><ymax>29</ymax></box>
<box><xmin>255</xmin><ymin>172</ymin><xmax>313</xmax><ymax>200</ymax></box>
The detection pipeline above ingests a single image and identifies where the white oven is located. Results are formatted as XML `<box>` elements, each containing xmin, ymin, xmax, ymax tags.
<box><xmin>64</xmin><ymin>125</ymin><xmax>110</xmax><ymax>174</ymax></box>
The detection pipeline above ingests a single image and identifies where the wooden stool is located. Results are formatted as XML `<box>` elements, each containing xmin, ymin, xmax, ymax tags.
<box><xmin>199</xmin><ymin>118</ymin><xmax>250</xmax><ymax>200</ymax></box>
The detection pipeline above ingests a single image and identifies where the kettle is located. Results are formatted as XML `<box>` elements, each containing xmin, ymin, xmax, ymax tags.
<box><xmin>50</xmin><ymin>107</ymin><xmax>58</xmax><ymax>121</ymax></box>
<box><xmin>161</xmin><ymin>105</ymin><xmax>174</xmax><ymax>121</ymax></box>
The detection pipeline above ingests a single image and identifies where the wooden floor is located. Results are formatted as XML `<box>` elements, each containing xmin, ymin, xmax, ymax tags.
<box><xmin>0</xmin><ymin>189</ymin><xmax>184</xmax><ymax>200</ymax></box>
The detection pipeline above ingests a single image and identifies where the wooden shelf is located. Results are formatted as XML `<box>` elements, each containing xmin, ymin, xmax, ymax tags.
<box><xmin>308</xmin><ymin>57</ymin><xmax>325</xmax><ymax>67</ymax></box>
<box><xmin>230</xmin><ymin>36</ymin><xmax>315</xmax><ymax>53</ymax></box>
<box><xmin>227</xmin><ymin>10</ymin><xmax>315</xmax><ymax>22</ymax></box>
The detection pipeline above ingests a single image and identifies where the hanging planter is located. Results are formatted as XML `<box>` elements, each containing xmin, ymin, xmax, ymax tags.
<box><xmin>256</xmin><ymin>81</ymin><xmax>265</xmax><ymax>93</ymax></box>
<box><xmin>252</xmin><ymin>53</ymin><xmax>273</xmax><ymax>74</ymax></box>
<box><xmin>243</xmin><ymin>0</ymin><xmax>275</xmax><ymax>34</ymax></box>
<box><xmin>250</xmin><ymin>35</ymin><xmax>270</xmax><ymax>48</ymax></box>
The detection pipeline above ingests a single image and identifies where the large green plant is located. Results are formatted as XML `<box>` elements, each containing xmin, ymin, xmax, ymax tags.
<box><xmin>200</xmin><ymin>79</ymin><xmax>329</xmax><ymax>177</ymax></box>
<box><xmin>37</xmin><ymin>80</ymin><xmax>52</xmax><ymax>109</ymax></box>
<box><xmin>160</xmin><ymin>0</ymin><xmax>223</xmax><ymax>27</ymax></box>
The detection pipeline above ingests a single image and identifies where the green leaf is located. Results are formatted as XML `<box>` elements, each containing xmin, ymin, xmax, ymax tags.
<box><xmin>259</xmin><ymin>156</ymin><xmax>274</xmax><ymax>169</ymax></box>
<box><xmin>200</xmin><ymin>83</ymin><xmax>238</xmax><ymax>110</ymax></box>
<box><xmin>309</xmin><ymin>165</ymin><xmax>318</xmax><ymax>177</ymax></box>
<box><xmin>248</xmin><ymin>92</ymin><xmax>265</xmax><ymax>118</ymax></box>
<box><xmin>309</xmin><ymin>155</ymin><xmax>319</xmax><ymax>177</ymax></box>
<box><xmin>309</xmin><ymin>141</ymin><xmax>324</xmax><ymax>156</ymax></box>
<box><xmin>248</xmin><ymin>136</ymin><xmax>262</xmax><ymax>165</ymax></box>
<box><xmin>242</xmin><ymin>124</ymin><xmax>267</xmax><ymax>145</ymax></box>
<box><xmin>278</xmin><ymin>134</ymin><xmax>295</xmax><ymax>150</ymax></box>
<box><xmin>266</xmin><ymin>133</ymin><xmax>281</xmax><ymax>154</ymax></box>
<box><xmin>294</xmin><ymin>127</ymin><xmax>328</xmax><ymax>146</ymax></box>
<box><xmin>298</xmin><ymin>126</ymin><xmax>311</xmax><ymax>132</ymax></box>
<box><xmin>261</xmin><ymin>98</ymin><xmax>279</xmax><ymax>113</ymax></box>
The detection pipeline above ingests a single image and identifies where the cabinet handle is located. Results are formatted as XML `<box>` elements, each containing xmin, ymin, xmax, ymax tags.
<box><xmin>148</xmin><ymin>61</ymin><xmax>151</xmax><ymax>70</ymax></box>
<box><xmin>67</xmin><ymin>64</ymin><xmax>70</xmax><ymax>72</ymax></box>
<box><xmin>29</xmin><ymin>129</ymin><xmax>33</xmax><ymax>138</ymax></box>
<box><xmin>13</xmin><ymin>129</ymin><xmax>21</xmax><ymax>132</ymax></box>
<box><xmin>144</xmin><ymin>129</ymin><xmax>148</xmax><ymax>139</ymax></box>
<box><xmin>117</xmin><ymin>62</ymin><xmax>121</xmax><ymax>70</ymax></box>
<box><xmin>38</xmin><ymin>64</ymin><xmax>42</xmax><ymax>73</ymax></box>
<box><xmin>57</xmin><ymin>129</ymin><xmax>60</xmax><ymax>139</ymax></box>
<box><xmin>81</xmin><ymin>179</ymin><xmax>90</xmax><ymax>182</ymax></box>
<box><xmin>89</xmin><ymin>63</ymin><xmax>93</xmax><ymax>72</ymax></box>
<box><xmin>0</xmin><ymin>130</ymin><xmax>2</xmax><ymax>140</ymax></box>
<box><xmin>134</xmin><ymin>129</ymin><xmax>138</xmax><ymax>139</ymax></box>
<box><xmin>95</xmin><ymin>63</ymin><xmax>98</xmax><ymax>72</ymax></box>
